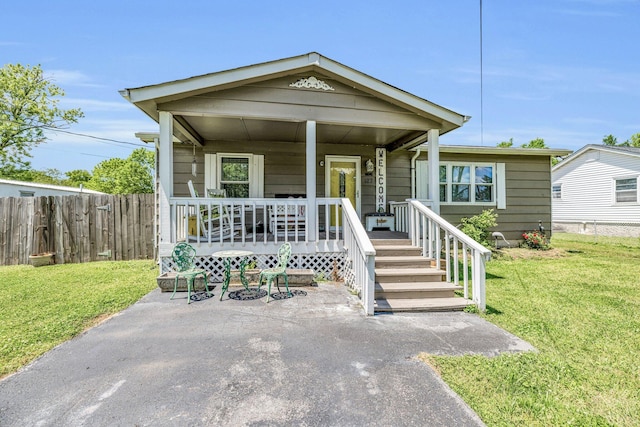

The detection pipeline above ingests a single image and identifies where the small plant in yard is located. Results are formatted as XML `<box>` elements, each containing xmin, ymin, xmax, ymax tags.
<box><xmin>459</xmin><ymin>209</ymin><xmax>498</xmax><ymax>248</ymax></box>
<box><xmin>522</xmin><ymin>230</ymin><xmax>550</xmax><ymax>250</ymax></box>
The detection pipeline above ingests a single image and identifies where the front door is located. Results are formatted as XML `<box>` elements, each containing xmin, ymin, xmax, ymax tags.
<box><xmin>325</xmin><ymin>155</ymin><xmax>361</xmax><ymax>227</ymax></box>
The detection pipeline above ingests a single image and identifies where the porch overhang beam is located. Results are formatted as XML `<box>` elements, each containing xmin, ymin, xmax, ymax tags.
<box><xmin>385</xmin><ymin>132</ymin><xmax>429</xmax><ymax>152</ymax></box>
<box><xmin>158</xmin><ymin>99</ymin><xmax>441</xmax><ymax>131</ymax></box>
<box><xmin>173</xmin><ymin>115</ymin><xmax>204</xmax><ymax>146</ymax></box>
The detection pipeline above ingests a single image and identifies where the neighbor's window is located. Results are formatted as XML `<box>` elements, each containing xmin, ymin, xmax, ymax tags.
<box><xmin>220</xmin><ymin>156</ymin><xmax>250</xmax><ymax>198</ymax></box>
<box><xmin>552</xmin><ymin>184</ymin><xmax>562</xmax><ymax>199</ymax></box>
<box><xmin>440</xmin><ymin>163</ymin><xmax>495</xmax><ymax>204</ymax></box>
<box><xmin>615</xmin><ymin>177</ymin><xmax>637</xmax><ymax>203</ymax></box>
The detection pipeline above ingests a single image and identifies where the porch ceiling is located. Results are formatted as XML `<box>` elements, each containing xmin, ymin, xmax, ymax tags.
<box><xmin>182</xmin><ymin>116</ymin><xmax>424</xmax><ymax>146</ymax></box>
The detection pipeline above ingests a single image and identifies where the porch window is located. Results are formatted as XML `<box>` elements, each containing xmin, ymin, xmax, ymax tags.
<box><xmin>220</xmin><ymin>157</ymin><xmax>250</xmax><ymax>197</ymax></box>
<box><xmin>205</xmin><ymin>153</ymin><xmax>264</xmax><ymax>198</ymax></box>
<box><xmin>615</xmin><ymin>177</ymin><xmax>637</xmax><ymax>203</ymax></box>
<box><xmin>440</xmin><ymin>163</ymin><xmax>495</xmax><ymax>204</ymax></box>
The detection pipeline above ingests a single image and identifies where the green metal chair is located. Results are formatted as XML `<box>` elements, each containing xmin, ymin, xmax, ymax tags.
<box><xmin>170</xmin><ymin>242</ymin><xmax>211</xmax><ymax>303</ymax></box>
<box><xmin>258</xmin><ymin>242</ymin><xmax>292</xmax><ymax>302</ymax></box>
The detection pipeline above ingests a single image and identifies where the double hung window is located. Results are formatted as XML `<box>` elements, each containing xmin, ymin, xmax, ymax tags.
<box><xmin>205</xmin><ymin>153</ymin><xmax>264</xmax><ymax>198</ymax></box>
<box><xmin>440</xmin><ymin>163</ymin><xmax>495</xmax><ymax>204</ymax></box>
<box><xmin>615</xmin><ymin>177</ymin><xmax>637</xmax><ymax>203</ymax></box>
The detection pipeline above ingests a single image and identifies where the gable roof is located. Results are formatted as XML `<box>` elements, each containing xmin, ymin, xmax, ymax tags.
<box><xmin>553</xmin><ymin>144</ymin><xmax>640</xmax><ymax>172</ymax></box>
<box><xmin>120</xmin><ymin>52</ymin><xmax>468</xmax><ymax>149</ymax></box>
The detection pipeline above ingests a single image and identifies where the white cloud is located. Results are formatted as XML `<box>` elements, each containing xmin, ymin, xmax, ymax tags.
<box><xmin>45</xmin><ymin>69</ymin><xmax>103</xmax><ymax>88</ymax></box>
<box><xmin>59</xmin><ymin>98</ymin><xmax>136</xmax><ymax>112</ymax></box>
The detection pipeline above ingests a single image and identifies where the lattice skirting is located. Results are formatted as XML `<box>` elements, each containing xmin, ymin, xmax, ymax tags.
<box><xmin>161</xmin><ymin>252</ymin><xmax>346</xmax><ymax>282</ymax></box>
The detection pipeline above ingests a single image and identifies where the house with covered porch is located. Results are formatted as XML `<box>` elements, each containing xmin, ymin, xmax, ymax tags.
<box><xmin>122</xmin><ymin>52</ymin><xmax>569</xmax><ymax>314</ymax></box>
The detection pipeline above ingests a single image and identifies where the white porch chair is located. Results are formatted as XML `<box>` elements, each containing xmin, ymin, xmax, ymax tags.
<box><xmin>268</xmin><ymin>202</ymin><xmax>306</xmax><ymax>236</ymax></box>
<box><xmin>187</xmin><ymin>181</ymin><xmax>241</xmax><ymax>240</ymax></box>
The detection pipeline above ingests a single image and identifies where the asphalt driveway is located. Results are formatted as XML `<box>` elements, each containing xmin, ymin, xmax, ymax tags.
<box><xmin>0</xmin><ymin>283</ymin><xmax>534</xmax><ymax>426</ymax></box>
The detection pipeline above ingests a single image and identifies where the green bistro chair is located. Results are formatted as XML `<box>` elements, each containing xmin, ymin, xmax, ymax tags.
<box><xmin>258</xmin><ymin>242</ymin><xmax>292</xmax><ymax>302</ymax></box>
<box><xmin>170</xmin><ymin>242</ymin><xmax>211</xmax><ymax>304</ymax></box>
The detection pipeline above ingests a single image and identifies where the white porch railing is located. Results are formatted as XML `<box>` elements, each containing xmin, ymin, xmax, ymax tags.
<box><xmin>390</xmin><ymin>199</ymin><xmax>491</xmax><ymax>311</ymax></box>
<box><xmin>341</xmin><ymin>198</ymin><xmax>376</xmax><ymax>315</ymax></box>
<box><xmin>168</xmin><ymin>197</ymin><xmax>345</xmax><ymax>254</ymax></box>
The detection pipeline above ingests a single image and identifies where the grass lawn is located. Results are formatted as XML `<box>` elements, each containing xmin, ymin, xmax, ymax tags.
<box><xmin>0</xmin><ymin>260</ymin><xmax>157</xmax><ymax>379</ymax></box>
<box><xmin>421</xmin><ymin>233</ymin><xmax>640</xmax><ymax>426</ymax></box>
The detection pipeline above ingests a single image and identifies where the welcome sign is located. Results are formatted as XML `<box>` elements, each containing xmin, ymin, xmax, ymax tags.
<box><xmin>376</xmin><ymin>148</ymin><xmax>386</xmax><ymax>212</ymax></box>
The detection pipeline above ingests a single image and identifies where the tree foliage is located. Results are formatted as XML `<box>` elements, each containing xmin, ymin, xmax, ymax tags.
<box><xmin>0</xmin><ymin>64</ymin><xmax>83</xmax><ymax>168</ymax></box>
<box><xmin>602</xmin><ymin>134</ymin><xmax>618</xmax><ymax>146</ymax></box>
<box><xmin>602</xmin><ymin>133</ymin><xmax>640</xmax><ymax>148</ymax></box>
<box><xmin>496</xmin><ymin>137</ymin><xmax>549</xmax><ymax>149</ymax></box>
<box><xmin>496</xmin><ymin>138</ymin><xmax>514</xmax><ymax>148</ymax></box>
<box><xmin>64</xmin><ymin>169</ymin><xmax>92</xmax><ymax>187</ymax></box>
<box><xmin>86</xmin><ymin>148</ymin><xmax>155</xmax><ymax>194</ymax></box>
<box><xmin>521</xmin><ymin>138</ymin><xmax>548</xmax><ymax>149</ymax></box>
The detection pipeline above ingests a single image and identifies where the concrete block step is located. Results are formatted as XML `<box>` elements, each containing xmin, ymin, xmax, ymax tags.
<box><xmin>375</xmin><ymin>267</ymin><xmax>446</xmax><ymax>283</ymax></box>
<box><xmin>375</xmin><ymin>255</ymin><xmax>433</xmax><ymax>268</ymax></box>
<box><xmin>374</xmin><ymin>297</ymin><xmax>473</xmax><ymax>312</ymax></box>
<box><xmin>375</xmin><ymin>281</ymin><xmax>461</xmax><ymax>299</ymax></box>
<box><xmin>229</xmin><ymin>268</ymin><xmax>315</xmax><ymax>286</ymax></box>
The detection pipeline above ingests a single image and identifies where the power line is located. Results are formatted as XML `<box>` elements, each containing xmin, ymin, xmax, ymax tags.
<box><xmin>42</xmin><ymin>127</ymin><xmax>148</xmax><ymax>148</ymax></box>
<box><xmin>0</xmin><ymin>118</ymin><xmax>148</xmax><ymax>148</ymax></box>
<box><xmin>480</xmin><ymin>0</ymin><xmax>484</xmax><ymax>146</ymax></box>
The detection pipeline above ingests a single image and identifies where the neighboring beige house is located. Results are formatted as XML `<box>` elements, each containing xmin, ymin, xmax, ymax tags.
<box><xmin>122</xmin><ymin>52</ymin><xmax>569</xmax><ymax>313</ymax></box>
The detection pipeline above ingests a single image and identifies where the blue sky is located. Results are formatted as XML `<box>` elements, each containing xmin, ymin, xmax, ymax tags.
<box><xmin>2</xmin><ymin>0</ymin><xmax>639</xmax><ymax>173</ymax></box>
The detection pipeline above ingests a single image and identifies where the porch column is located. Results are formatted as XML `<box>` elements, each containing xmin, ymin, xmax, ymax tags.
<box><xmin>427</xmin><ymin>128</ymin><xmax>440</xmax><ymax>214</ymax></box>
<box><xmin>158</xmin><ymin>111</ymin><xmax>174</xmax><ymax>248</ymax></box>
<box><xmin>306</xmin><ymin>120</ymin><xmax>317</xmax><ymax>242</ymax></box>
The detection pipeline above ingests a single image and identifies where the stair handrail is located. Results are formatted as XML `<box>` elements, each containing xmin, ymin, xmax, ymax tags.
<box><xmin>404</xmin><ymin>199</ymin><xmax>491</xmax><ymax>311</ymax></box>
<box><xmin>341</xmin><ymin>198</ymin><xmax>376</xmax><ymax>315</ymax></box>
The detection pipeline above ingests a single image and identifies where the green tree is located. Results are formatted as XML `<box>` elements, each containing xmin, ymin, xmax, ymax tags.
<box><xmin>521</xmin><ymin>138</ymin><xmax>548</xmax><ymax>149</ymax></box>
<box><xmin>496</xmin><ymin>138</ymin><xmax>514</xmax><ymax>148</ymax></box>
<box><xmin>64</xmin><ymin>169</ymin><xmax>92</xmax><ymax>187</ymax></box>
<box><xmin>621</xmin><ymin>133</ymin><xmax>640</xmax><ymax>148</ymax></box>
<box><xmin>602</xmin><ymin>134</ymin><xmax>618</xmax><ymax>146</ymax></box>
<box><xmin>86</xmin><ymin>148</ymin><xmax>154</xmax><ymax>194</ymax></box>
<box><xmin>0</xmin><ymin>64</ymin><xmax>83</xmax><ymax>168</ymax></box>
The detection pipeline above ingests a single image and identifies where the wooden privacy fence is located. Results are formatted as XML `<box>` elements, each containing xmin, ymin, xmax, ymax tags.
<box><xmin>0</xmin><ymin>194</ymin><xmax>155</xmax><ymax>266</ymax></box>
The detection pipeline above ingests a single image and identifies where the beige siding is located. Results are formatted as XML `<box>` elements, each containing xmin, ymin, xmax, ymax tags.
<box><xmin>173</xmin><ymin>144</ymin><xmax>554</xmax><ymax>241</ymax></box>
<box><xmin>436</xmin><ymin>153</ymin><xmax>553</xmax><ymax>241</ymax></box>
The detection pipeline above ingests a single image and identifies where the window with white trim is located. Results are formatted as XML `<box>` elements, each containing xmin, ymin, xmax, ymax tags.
<box><xmin>552</xmin><ymin>184</ymin><xmax>562</xmax><ymax>199</ymax></box>
<box><xmin>205</xmin><ymin>153</ymin><xmax>264</xmax><ymax>198</ymax></box>
<box><xmin>440</xmin><ymin>163</ymin><xmax>495</xmax><ymax>204</ymax></box>
<box><xmin>615</xmin><ymin>177</ymin><xmax>637</xmax><ymax>203</ymax></box>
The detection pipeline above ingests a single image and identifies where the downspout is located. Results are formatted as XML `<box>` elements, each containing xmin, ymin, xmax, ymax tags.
<box><xmin>410</xmin><ymin>148</ymin><xmax>421</xmax><ymax>199</ymax></box>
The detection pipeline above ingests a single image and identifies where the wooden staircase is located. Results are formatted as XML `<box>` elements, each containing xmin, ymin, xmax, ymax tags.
<box><xmin>372</xmin><ymin>239</ymin><xmax>473</xmax><ymax>312</ymax></box>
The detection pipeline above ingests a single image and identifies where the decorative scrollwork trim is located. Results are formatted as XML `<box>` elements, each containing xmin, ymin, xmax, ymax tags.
<box><xmin>289</xmin><ymin>76</ymin><xmax>335</xmax><ymax>91</ymax></box>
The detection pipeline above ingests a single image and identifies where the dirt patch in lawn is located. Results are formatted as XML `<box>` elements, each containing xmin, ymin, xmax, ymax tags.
<box><xmin>495</xmin><ymin>247</ymin><xmax>568</xmax><ymax>260</ymax></box>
